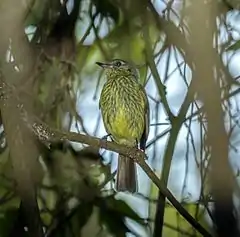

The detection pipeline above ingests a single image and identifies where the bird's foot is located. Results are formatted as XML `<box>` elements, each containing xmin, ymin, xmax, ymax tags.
<box><xmin>101</xmin><ymin>134</ymin><xmax>112</xmax><ymax>141</ymax></box>
<box><xmin>134</xmin><ymin>139</ymin><xmax>147</xmax><ymax>159</ymax></box>
<box><xmin>138</xmin><ymin>147</ymin><xmax>148</xmax><ymax>160</ymax></box>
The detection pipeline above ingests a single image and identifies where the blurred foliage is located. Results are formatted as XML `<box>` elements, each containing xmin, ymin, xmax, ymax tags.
<box><xmin>162</xmin><ymin>204</ymin><xmax>210</xmax><ymax>237</ymax></box>
<box><xmin>0</xmin><ymin>0</ymin><xmax>240</xmax><ymax>236</ymax></box>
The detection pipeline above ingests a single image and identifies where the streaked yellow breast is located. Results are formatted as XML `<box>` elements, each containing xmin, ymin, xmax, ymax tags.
<box><xmin>112</xmin><ymin>107</ymin><xmax>133</xmax><ymax>137</ymax></box>
<box><xmin>100</xmin><ymin>75</ymin><xmax>147</xmax><ymax>147</ymax></box>
<box><xmin>109</xmin><ymin>105</ymin><xmax>144</xmax><ymax>146</ymax></box>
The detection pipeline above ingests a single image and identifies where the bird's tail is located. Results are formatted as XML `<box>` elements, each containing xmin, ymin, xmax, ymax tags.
<box><xmin>116</xmin><ymin>155</ymin><xmax>137</xmax><ymax>193</ymax></box>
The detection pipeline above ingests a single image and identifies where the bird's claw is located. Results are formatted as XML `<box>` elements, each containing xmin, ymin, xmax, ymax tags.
<box><xmin>101</xmin><ymin>134</ymin><xmax>112</xmax><ymax>141</ymax></box>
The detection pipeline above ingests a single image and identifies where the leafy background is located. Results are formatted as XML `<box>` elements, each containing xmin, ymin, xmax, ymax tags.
<box><xmin>0</xmin><ymin>0</ymin><xmax>240</xmax><ymax>237</ymax></box>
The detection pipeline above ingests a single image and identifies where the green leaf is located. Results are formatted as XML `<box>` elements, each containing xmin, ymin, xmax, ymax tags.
<box><xmin>98</xmin><ymin>198</ymin><xmax>129</xmax><ymax>237</ymax></box>
<box><xmin>47</xmin><ymin>201</ymin><xmax>94</xmax><ymax>237</ymax></box>
<box><xmin>226</xmin><ymin>40</ymin><xmax>240</xmax><ymax>51</ymax></box>
<box><xmin>25</xmin><ymin>0</ymin><xmax>49</xmax><ymax>26</ymax></box>
<box><xmin>71</xmin><ymin>202</ymin><xmax>94</xmax><ymax>233</ymax></box>
<box><xmin>97</xmin><ymin>195</ymin><xmax>147</xmax><ymax>237</ymax></box>
<box><xmin>91</xmin><ymin>0</ymin><xmax>120</xmax><ymax>23</ymax></box>
<box><xmin>0</xmin><ymin>208</ymin><xmax>19</xmax><ymax>237</ymax></box>
<box><xmin>162</xmin><ymin>203</ymin><xmax>211</xmax><ymax>237</ymax></box>
<box><xmin>105</xmin><ymin>196</ymin><xmax>146</xmax><ymax>226</ymax></box>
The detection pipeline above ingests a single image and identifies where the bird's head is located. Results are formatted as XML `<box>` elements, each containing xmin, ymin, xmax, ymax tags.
<box><xmin>96</xmin><ymin>59</ymin><xmax>139</xmax><ymax>80</ymax></box>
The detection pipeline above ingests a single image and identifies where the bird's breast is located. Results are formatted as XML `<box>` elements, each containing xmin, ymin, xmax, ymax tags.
<box><xmin>112</xmin><ymin>106</ymin><xmax>134</xmax><ymax>137</ymax></box>
<box><xmin>100</xmin><ymin>81</ymin><xmax>145</xmax><ymax>145</ymax></box>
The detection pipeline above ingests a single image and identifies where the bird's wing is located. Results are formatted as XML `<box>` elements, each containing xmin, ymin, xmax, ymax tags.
<box><xmin>99</xmin><ymin>94</ymin><xmax>102</xmax><ymax>109</ymax></box>
<box><xmin>140</xmin><ymin>87</ymin><xmax>150</xmax><ymax>151</ymax></box>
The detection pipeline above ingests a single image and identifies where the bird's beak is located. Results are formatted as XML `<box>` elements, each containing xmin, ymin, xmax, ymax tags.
<box><xmin>96</xmin><ymin>62</ymin><xmax>111</xmax><ymax>68</ymax></box>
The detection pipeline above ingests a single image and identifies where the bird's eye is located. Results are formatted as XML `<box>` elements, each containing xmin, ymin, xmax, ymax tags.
<box><xmin>115</xmin><ymin>61</ymin><xmax>122</xmax><ymax>67</ymax></box>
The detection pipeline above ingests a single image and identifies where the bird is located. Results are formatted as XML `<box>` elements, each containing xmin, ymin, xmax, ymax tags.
<box><xmin>96</xmin><ymin>59</ymin><xmax>149</xmax><ymax>193</ymax></box>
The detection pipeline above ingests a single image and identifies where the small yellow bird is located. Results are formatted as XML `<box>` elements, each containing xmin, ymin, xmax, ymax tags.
<box><xmin>96</xmin><ymin>59</ymin><xmax>149</xmax><ymax>193</ymax></box>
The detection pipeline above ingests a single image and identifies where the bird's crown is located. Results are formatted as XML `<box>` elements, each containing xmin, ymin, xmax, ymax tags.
<box><xmin>96</xmin><ymin>59</ymin><xmax>139</xmax><ymax>79</ymax></box>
